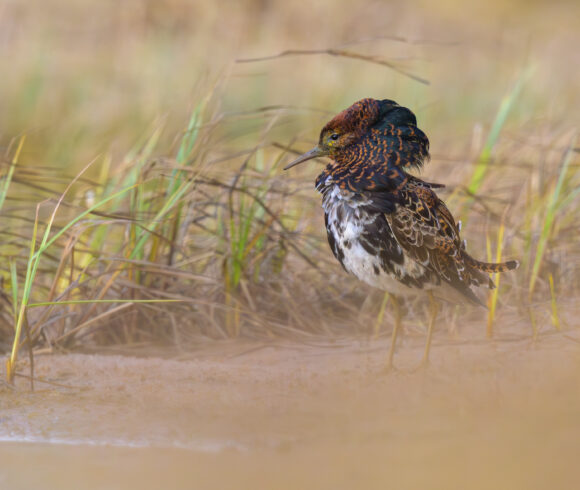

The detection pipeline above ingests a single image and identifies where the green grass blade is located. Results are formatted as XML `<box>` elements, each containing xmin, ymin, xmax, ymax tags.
<box><xmin>0</xmin><ymin>135</ymin><xmax>25</xmax><ymax>212</ymax></box>
<box><xmin>529</xmin><ymin>134</ymin><xmax>577</xmax><ymax>296</ymax></box>
<box><xmin>467</xmin><ymin>67</ymin><xmax>533</xmax><ymax>196</ymax></box>
<box><xmin>34</xmin><ymin>183</ymin><xmax>141</xmax><ymax>261</ymax></box>
<box><xmin>486</xmin><ymin>222</ymin><xmax>505</xmax><ymax>338</ymax></box>
<box><xmin>9</xmin><ymin>259</ymin><xmax>19</xmax><ymax>325</ymax></box>
<box><xmin>27</xmin><ymin>299</ymin><xmax>183</xmax><ymax>307</ymax></box>
<box><xmin>548</xmin><ymin>273</ymin><xmax>561</xmax><ymax>331</ymax></box>
<box><xmin>7</xmin><ymin>205</ymin><xmax>39</xmax><ymax>382</ymax></box>
<box><xmin>176</xmin><ymin>104</ymin><xmax>202</xmax><ymax>165</ymax></box>
<box><xmin>129</xmin><ymin>178</ymin><xmax>194</xmax><ymax>260</ymax></box>
<box><xmin>6</xmin><ymin>177</ymin><xmax>141</xmax><ymax>382</ymax></box>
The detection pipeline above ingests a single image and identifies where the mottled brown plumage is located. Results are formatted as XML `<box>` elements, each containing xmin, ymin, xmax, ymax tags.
<box><xmin>285</xmin><ymin>98</ymin><xmax>518</xmax><ymax>369</ymax></box>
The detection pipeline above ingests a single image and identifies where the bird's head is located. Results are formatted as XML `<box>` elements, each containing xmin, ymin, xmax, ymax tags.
<box><xmin>284</xmin><ymin>98</ymin><xmax>428</xmax><ymax>174</ymax></box>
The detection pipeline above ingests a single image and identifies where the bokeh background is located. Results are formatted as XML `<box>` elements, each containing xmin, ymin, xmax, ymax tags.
<box><xmin>2</xmin><ymin>2</ymin><xmax>580</xmax><ymax>489</ymax></box>
<box><xmin>0</xmin><ymin>0</ymin><xmax>579</xmax><ymax>350</ymax></box>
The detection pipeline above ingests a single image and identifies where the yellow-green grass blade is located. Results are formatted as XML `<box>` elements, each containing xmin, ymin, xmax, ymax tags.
<box><xmin>34</xmin><ymin>183</ymin><xmax>142</xmax><ymax>263</ymax></box>
<box><xmin>467</xmin><ymin>67</ymin><xmax>533</xmax><ymax>197</ymax></box>
<box><xmin>7</xmin><ymin>179</ymin><xmax>142</xmax><ymax>382</ymax></box>
<box><xmin>176</xmin><ymin>102</ymin><xmax>203</xmax><ymax>166</ymax></box>
<box><xmin>529</xmin><ymin>134</ymin><xmax>577</xmax><ymax>297</ymax></box>
<box><xmin>224</xmin><ymin>149</ymin><xmax>280</xmax><ymax>290</ymax></box>
<box><xmin>0</xmin><ymin>135</ymin><xmax>25</xmax><ymax>212</ymax></box>
<box><xmin>548</xmin><ymin>273</ymin><xmax>561</xmax><ymax>331</ymax></box>
<box><xmin>9</xmin><ymin>260</ymin><xmax>19</xmax><ymax>326</ymax></box>
<box><xmin>7</xmin><ymin>205</ymin><xmax>39</xmax><ymax>383</ymax></box>
<box><xmin>27</xmin><ymin>299</ymin><xmax>183</xmax><ymax>307</ymax></box>
<box><xmin>128</xmin><ymin>178</ymin><xmax>193</xmax><ymax>260</ymax></box>
<box><xmin>487</xmin><ymin>222</ymin><xmax>505</xmax><ymax>338</ymax></box>
<box><xmin>115</xmin><ymin>125</ymin><xmax>164</xmax><ymax>206</ymax></box>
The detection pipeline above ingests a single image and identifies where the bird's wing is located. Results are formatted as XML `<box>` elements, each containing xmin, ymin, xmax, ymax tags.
<box><xmin>384</xmin><ymin>183</ymin><xmax>488</xmax><ymax>304</ymax></box>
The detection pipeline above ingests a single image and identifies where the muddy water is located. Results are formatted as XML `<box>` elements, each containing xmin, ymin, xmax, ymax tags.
<box><xmin>1</xmin><ymin>332</ymin><xmax>580</xmax><ymax>490</ymax></box>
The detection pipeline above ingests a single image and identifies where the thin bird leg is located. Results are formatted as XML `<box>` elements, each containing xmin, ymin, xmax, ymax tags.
<box><xmin>386</xmin><ymin>295</ymin><xmax>402</xmax><ymax>371</ymax></box>
<box><xmin>421</xmin><ymin>291</ymin><xmax>440</xmax><ymax>366</ymax></box>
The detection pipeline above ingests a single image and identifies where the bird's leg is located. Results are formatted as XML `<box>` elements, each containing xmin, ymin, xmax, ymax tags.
<box><xmin>421</xmin><ymin>291</ymin><xmax>439</xmax><ymax>366</ymax></box>
<box><xmin>386</xmin><ymin>295</ymin><xmax>402</xmax><ymax>371</ymax></box>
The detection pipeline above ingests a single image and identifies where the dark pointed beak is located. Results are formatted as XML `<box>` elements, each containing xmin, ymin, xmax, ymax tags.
<box><xmin>283</xmin><ymin>146</ymin><xmax>327</xmax><ymax>170</ymax></box>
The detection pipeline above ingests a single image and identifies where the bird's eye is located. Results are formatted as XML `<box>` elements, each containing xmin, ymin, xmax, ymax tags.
<box><xmin>329</xmin><ymin>133</ymin><xmax>340</xmax><ymax>141</ymax></box>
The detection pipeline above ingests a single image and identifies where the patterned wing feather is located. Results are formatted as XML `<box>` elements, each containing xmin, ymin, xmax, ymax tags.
<box><xmin>385</xmin><ymin>182</ymin><xmax>488</xmax><ymax>304</ymax></box>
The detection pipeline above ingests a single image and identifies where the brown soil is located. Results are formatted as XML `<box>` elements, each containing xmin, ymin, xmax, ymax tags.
<box><xmin>1</xmin><ymin>331</ymin><xmax>580</xmax><ymax>490</ymax></box>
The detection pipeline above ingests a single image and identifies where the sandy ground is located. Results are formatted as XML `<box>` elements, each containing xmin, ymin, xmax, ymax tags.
<box><xmin>1</xmin><ymin>330</ymin><xmax>580</xmax><ymax>490</ymax></box>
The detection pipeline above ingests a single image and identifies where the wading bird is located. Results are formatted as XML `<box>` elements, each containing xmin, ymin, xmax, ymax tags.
<box><xmin>285</xmin><ymin>98</ymin><xmax>518</xmax><ymax>370</ymax></box>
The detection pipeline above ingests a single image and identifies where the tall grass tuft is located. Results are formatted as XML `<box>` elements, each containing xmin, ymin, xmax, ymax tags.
<box><xmin>1</xmin><ymin>1</ymin><xmax>580</xmax><ymax>386</ymax></box>
<box><xmin>467</xmin><ymin>68</ymin><xmax>532</xmax><ymax>196</ymax></box>
<box><xmin>528</xmin><ymin>134</ymin><xmax>578</xmax><ymax>298</ymax></box>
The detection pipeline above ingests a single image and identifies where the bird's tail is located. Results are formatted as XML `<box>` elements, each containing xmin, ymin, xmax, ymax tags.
<box><xmin>462</xmin><ymin>253</ymin><xmax>519</xmax><ymax>274</ymax></box>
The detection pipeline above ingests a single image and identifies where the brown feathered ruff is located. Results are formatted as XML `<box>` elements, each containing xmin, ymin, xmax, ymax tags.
<box><xmin>285</xmin><ymin>98</ymin><xmax>518</xmax><ymax>306</ymax></box>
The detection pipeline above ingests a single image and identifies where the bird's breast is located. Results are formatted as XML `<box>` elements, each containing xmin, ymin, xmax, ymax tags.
<box><xmin>320</xmin><ymin>183</ymin><xmax>438</xmax><ymax>295</ymax></box>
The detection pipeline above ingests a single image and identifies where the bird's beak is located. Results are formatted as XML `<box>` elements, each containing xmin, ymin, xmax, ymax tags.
<box><xmin>283</xmin><ymin>146</ymin><xmax>327</xmax><ymax>170</ymax></box>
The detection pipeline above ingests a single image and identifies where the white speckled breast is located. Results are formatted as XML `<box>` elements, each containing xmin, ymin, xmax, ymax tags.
<box><xmin>321</xmin><ymin>184</ymin><xmax>437</xmax><ymax>297</ymax></box>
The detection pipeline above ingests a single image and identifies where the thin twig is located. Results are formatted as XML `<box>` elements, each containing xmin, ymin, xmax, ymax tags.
<box><xmin>237</xmin><ymin>48</ymin><xmax>429</xmax><ymax>85</ymax></box>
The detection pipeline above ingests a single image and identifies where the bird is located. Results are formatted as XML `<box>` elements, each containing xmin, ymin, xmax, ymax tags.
<box><xmin>284</xmin><ymin>98</ymin><xmax>518</xmax><ymax>370</ymax></box>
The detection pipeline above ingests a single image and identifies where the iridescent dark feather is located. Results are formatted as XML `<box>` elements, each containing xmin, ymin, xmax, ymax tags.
<box><xmin>287</xmin><ymin>98</ymin><xmax>518</xmax><ymax>306</ymax></box>
<box><xmin>315</xmin><ymin>98</ymin><xmax>429</xmax><ymax>196</ymax></box>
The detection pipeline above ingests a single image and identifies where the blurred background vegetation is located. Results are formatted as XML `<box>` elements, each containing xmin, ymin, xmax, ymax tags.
<box><xmin>1</xmin><ymin>0</ymin><xmax>579</xmax><ymax>371</ymax></box>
